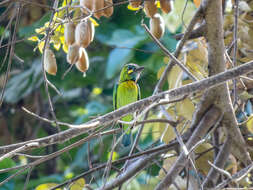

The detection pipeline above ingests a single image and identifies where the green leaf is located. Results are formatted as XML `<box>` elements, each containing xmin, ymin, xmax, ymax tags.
<box><xmin>4</xmin><ymin>59</ymin><xmax>43</xmax><ymax>103</ymax></box>
<box><xmin>105</xmin><ymin>29</ymin><xmax>146</xmax><ymax>79</ymax></box>
<box><xmin>19</xmin><ymin>13</ymin><xmax>50</xmax><ymax>38</ymax></box>
<box><xmin>0</xmin><ymin>158</ymin><xmax>16</xmax><ymax>190</ymax></box>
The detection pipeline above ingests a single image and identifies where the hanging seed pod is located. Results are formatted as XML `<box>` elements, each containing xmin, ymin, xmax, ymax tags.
<box><xmin>44</xmin><ymin>48</ymin><xmax>57</xmax><ymax>75</ymax></box>
<box><xmin>144</xmin><ymin>0</ymin><xmax>157</xmax><ymax>18</ymax></box>
<box><xmin>93</xmin><ymin>0</ymin><xmax>104</xmax><ymax>19</ymax></box>
<box><xmin>103</xmin><ymin>0</ymin><xmax>114</xmax><ymax>18</ymax></box>
<box><xmin>129</xmin><ymin>0</ymin><xmax>142</xmax><ymax>8</ymax></box>
<box><xmin>67</xmin><ymin>43</ymin><xmax>80</xmax><ymax>64</ymax></box>
<box><xmin>150</xmin><ymin>13</ymin><xmax>165</xmax><ymax>39</ymax></box>
<box><xmin>160</xmin><ymin>0</ymin><xmax>172</xmax><ymax>14</ymax></box>
<box><xmin>75</xmin><ymin>19</ymin><xmax>94</xmax><ymax>48</ymax></box>
<box><xmin>88</xmin><ymin>19</ymin><xmax>95</xmax><ymax>43</ymax></box>
<box><xmin>80</xmin><ymin>0</ymin><xmax>93</xmax><ymax>14</ymax></box>
<box><xmin>64</xmin><ymin>22</ymin><xmax>75</xmax><ymax>46</ymax></box>
<box><xmin>76</xmin><ymin>48</ymin><xmax>89</xmax><ymax>74</ymax></box>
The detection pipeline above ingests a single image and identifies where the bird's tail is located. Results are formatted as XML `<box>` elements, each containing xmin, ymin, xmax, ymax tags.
<box><xmin>122</xmin><ymin>133</ymin><xmax>132</xmax><ymax>147</ymax></box>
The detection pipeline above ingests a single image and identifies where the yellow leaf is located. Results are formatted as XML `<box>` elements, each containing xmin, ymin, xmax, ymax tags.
<box><xmin>159</xmin><ymin>110</ymin><xmax>190</xmax><ymax>144</ymax></box>
<box><xmin>156</xmin><ymin>1</ymin><xmax>161</xmax><ymax>8</ymax></box>
<box><xmin>168</xmin><ymin>65</ymin><xmax>183</xmax><ymax>89</ymax></box>
<box><xmin>186</xmin><ymin>40</ymin><xmax>208</xmax><ymax>79</ymax></box>
<box><xmin>157</xmin><ymin>66</ymin><xmax>165</xmax><ymax>79</ymax></box>
<box><xmin>141</xmin><ymin>115</ymin><xmax>162</xmax><ymax>141</ymax></box>
<box><xmin>70</xmin><ymin>178</ymin><xmax>85</xmax><ymax>190</ymax></box>
<box><xmin>246</xmin><ymin>115</ymin><xmax>253</xmax><ymax>133</ymax></box>
<box><xmin>38</xmin><ymin>41</ymin><xmax>45</xmax><ymax>53</ymax></box>
<box><xmin>35</xmin><ymin>27</ymin><xmax>46</xmax><ymax>34</ymax></box>
<box><xmin>89</xmin><ymin>17</ymin><xmax>99</xmax><ymax>27</ymax></box>
<box><xmin>35</xmin><ymin>183</ymin><xmax>61</xmax><ymax>190</ymax></box>
<box><xmin>163</xmin><ymin>56</ymin><xmax>170</xmax><ymax>63</ymax></box>
<box><xmin>175</xmin><ymin>98</ymin><xmax>195</xmax><ymax>121</ymax></box>
<box><xmin>65</xmin><ymin>172</ymin><xmax>74</xmax><ymax>179</ymax></box>
<box><xmin>107</xmin><ymin>151</ymin><xmax>119</xmax><ymax>161</ymax></box>
<box><xmin>28</xmin><ymin>36</ymin><xmax>39</xmax><ymax>42</ymax></box>
<box><xmin>127</xmin><ymin>4</ymin><xmax>140</xmax><ymax>11</ymax></box>
<box><xmin>53</xmin><ymin>43</ymin><xmax>61</xmax><ymax>51</ymax></box>
<box><xmin>92</xmin><ymin>87</ymin><xmax>102</xmax><ymax>95</ymax></box>
<box><xmin>195</xmin><ymin>143</ymin><xmax>214</xmax><ymax>176</ymax></box>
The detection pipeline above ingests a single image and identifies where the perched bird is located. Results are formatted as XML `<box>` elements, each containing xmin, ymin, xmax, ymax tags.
<box><xmin>113</xmin><ymin>63</ymin><xmax>144</xmax><ymax>146</ymax></box>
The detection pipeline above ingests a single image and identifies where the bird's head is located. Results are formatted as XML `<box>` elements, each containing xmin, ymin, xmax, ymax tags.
<box><xmin>119</xmin><ymin>63</ymin><xmax>144</xmax><ymax>82</ymax></box>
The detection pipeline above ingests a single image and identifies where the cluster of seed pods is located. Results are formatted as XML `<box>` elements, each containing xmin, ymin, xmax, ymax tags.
<box><xmin>44</xmin><ymin>0</ymin><xmax>114</xmax><ymax>76</ymax></box>
<box><xmin>44</xmin><ymin>0</ymin><xmax>172</xmax><ymax>76</ymax></box>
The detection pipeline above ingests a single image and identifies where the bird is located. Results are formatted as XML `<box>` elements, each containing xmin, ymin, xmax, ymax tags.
<box><xmin>113</xmin><ymin>63</ymin><xmax>144</xmax><ymax>147</ymax></box>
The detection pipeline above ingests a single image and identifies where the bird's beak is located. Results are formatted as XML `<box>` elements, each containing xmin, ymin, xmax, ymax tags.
<box><xmin>135</xmin><ymin>66</ymin><xmax>144</xmax><ymax>73</ymax></box>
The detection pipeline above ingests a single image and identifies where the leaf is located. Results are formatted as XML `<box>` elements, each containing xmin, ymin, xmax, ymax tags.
<box><xmin>89</xmin><ymin>17</ymin><xmax>99</xmax><ymax>27</ymax></box>
<box><xmin>158</xmin><ymin>107</ymin><xmax>192</xmax><ymax>144</ymax></box>
<box><xmin>4</xmin><ymin>59</ymin><xmax>43</xmax><ymax>104</ymax></box>
<box><xmin>195</xmin><ymin>143</ymin><xmax>214</xmax><ymax>176</ymax></box>
<box><xmin>107</xmin><ymin>151</ymin><xmax>119</xmax><ymax>161</ymax></box>
<box><xmin>127</xmin><ymin>4</ymin><xmax>140</xmax><ymax>11</ymax></box>
<box><xmin>106</xmin><ymin>48</ymin><xmax>134</xmax><ymax>79</ymax></box>
<box><xmin>53</xmin><ymin>42</ymin><xmax>61</xmax><ymax>51</ymax></box>
<box><xmin>38</xmin><ymin>41</ymin><xmax>45</xmax><ymax>53</ymax></box>
<box><xmin>157</xmin><ymin>65</ymin><xmax>165</xmax><ymax>79</ymax></box>
<box><xmin>163</xmin><ymin>0</ymin><xmax>196</xmax><ymax>33</ymax></box>
<box><xmin>246</xmin><ymin>115</ymin><xmax>253</xmax><ymax>133</ymax></box>
<box><xmin>168</xmin><ymin>65</ymin><xmax>183</xmax><ymax>89</ymax></box>
<box><xmin>105</xmin><ymin>29</ymin><xmax>146</xmax><ymax>79</ymax></box>
<box><xmin>69</xmin><ymin>178</ymin><xmax>85</xmax><ymax>190</ymax></box>
<box><xmin>35</xmin><ymin>183</ymin><xmax>61</xmax><ymax>190</ymax></box>
<box><xmin>186</xmin><ymin>39</ymin><xmax>208</xmax><ymax>79</ymax></box>
<box><xmin>175</xmin><ymin>98</ymin><xmax>195</xmax><ymax>120</ymax></box>
<box><xmin>28</xmin><ymin>36</ymin><xmax>39</xmax><ymax>42</ymax></box>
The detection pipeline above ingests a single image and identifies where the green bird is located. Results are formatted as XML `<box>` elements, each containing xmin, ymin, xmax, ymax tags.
<box><xmin>113</xmin><ymin>63</ymin><xmax>144</xmax><ymax>146</ymax></box>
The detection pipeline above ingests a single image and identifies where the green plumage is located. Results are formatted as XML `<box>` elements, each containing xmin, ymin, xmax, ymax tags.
<box><xmin>113</xmin><ymin>64</ymin><xmax>143</xmax><ymax>146</ymax></box>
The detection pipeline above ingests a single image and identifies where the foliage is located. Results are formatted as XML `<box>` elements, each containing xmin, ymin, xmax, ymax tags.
<box><xmin>0</xmin><ymin>0</ymin><xmax>253</xmax><ymax>189</ymax></box>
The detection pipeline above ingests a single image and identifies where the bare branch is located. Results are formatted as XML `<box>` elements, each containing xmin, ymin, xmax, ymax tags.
<box><xmin>0</xmin><ymin>60</ymin><xmax>253</xmax><ymax>154</ymax></box>
<box><xmin>155</xmin><ymin>106</ymin><xmax>221</xmax><ymax>190</ymax></box>
<box><xmin>213</xmin><ymin>163</ymin><xmax>253</xmax><ymax>190</ymax></box>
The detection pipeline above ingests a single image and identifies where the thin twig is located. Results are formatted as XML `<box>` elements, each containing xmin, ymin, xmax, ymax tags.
<box><xmin>142</xmin><ymin>23</ymin><xmax>198</xmax><ymax>82</ymax></box>
<box><xmin>0</xmin><ymin>2</ymin><xmax>21</xmax><ymax>108</ymax></box>
<box><xmin>232</xmin><ymin>0</ymin><xmax>239</xmax><ymax>105</ymax></box>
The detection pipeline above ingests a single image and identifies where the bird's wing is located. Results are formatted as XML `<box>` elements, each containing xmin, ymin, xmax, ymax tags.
<box><xmin>113</xmin><ymin>83</ymin><xmax>118</xmax><ymax>110</ymax></box>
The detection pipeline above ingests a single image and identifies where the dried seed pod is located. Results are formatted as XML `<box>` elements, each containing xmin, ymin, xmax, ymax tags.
<box><xmin>149</xmin><ymin>13</ymin><xmax>165</xmax><ymax>39</ymax></box>
<box><xmin>144</xmin><ymin>0</ymin><xmax>157</xmax><ymax>18</ymax></box>
<box><xmin>160</xmin><ymin>0</ymin><xmax>172</xmax><ymax>14</ymax></box>
<box><xmin>75</xmin><ymin>19</ymin><xmax>94</xmax><ymax>48</ymax></box>
<box><xmin>104</xmin><ymin>0</ymin><xmax>114</xmax><ymax>18</ymax></box>
<box><xmin>67</xmin><ymin>43</ymin><xmax>80</xmax><ymax>64</ymax></box>
<box><xmin>76</xmin><ymin>48</ymin><xmax>89</xmax><ymax>73</ymax></box>
<box><xmin>93</xmin><ymin>0</ymin><xmax>104</xmax><ymax>19</ymax></box>
<box><xmin>129</xmin><ymin>0</ymin><xmax>142</xmax><ymax>8</ymax></box>
<box><xmin>80</xmin><ymin>0</ymin><xmax>93</xmax><ymax>14</ymax></box>
<box><xmin>64</xmin><ymin>22</ymin><xmax>75</xmax><ymax>46</ymax></box>
<box><xmin>44</xmin><ymin>48</ymin><xmax>57</xmax><ymax>75</ymax></box>
<box><xmin>88</xmin><ymin>19</ymin><xmax>95</xmax><ymax>43</ymax></box>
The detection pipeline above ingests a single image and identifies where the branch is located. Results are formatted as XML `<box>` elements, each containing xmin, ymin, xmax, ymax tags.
<box><xmin>213</xmin><ymin>163</ymin><xmax>253</xmax><ymax>190</ymax></box>
<box><xmin>202</xmin><ymin>137</ymin><xmax>232</xmax><ymax>187</ymax></box>
<box><xmin>155</xmin><ymin>106</ymin><xmax>221</xmax><ymax>190</ymax></box>
<box><xmin>0</xmin><ymin>60</ymin><xmax>253</xmax><ymax>154</ymax></box>
<box><xmin>96</xmin><ymin>153</ymin><xmax>161</xmax><ymax>190</ymax></box>
<box><xmin>173</xmin><ymin>23</ymin><xmax>206</xmax><ymax>41</ymax></box>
